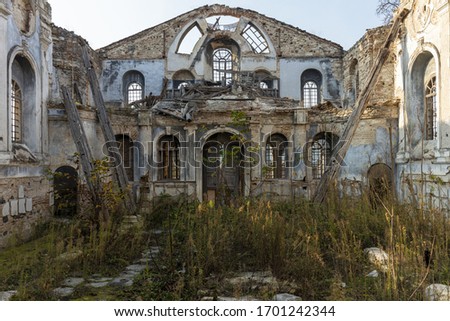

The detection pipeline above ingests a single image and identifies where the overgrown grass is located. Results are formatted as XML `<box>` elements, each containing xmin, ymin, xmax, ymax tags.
<box><xmin>0</xmin><ymin>217</ymin><xmax>146</xmax><ymax>300</ymax></box>
<box><xmin>141</xmin><ymin>193</ymin><xmax>450</xmax><ymax>301</ymax></box>
<box><xmin>1</xmin><ymin>191</ymin><xmax>450</xmax><ymax>301</ymax></box>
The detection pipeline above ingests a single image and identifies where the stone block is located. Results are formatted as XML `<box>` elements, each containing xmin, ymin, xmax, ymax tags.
<box><xmin>2</xmin><ymin>202</ymin><xmax>9</xmax><ymax>217</ymax></box>
<box><xmin>19</xmin><ymin>199</ymin><xmax>26</xmax><ymax>214</ymax></box>
<box><xmin>18</xmin><ymin>185</ymin><xmax>25</xmax><ymax>198</ymax></box>
<box><xmin>49</xmin><ymin>192</ymin><xmax>54</xmax><ymax>206</ymax></box>
<box><xmin>10</xmin><ymin>200</ymin><xmax>18</xmax><ymax>216</ymax></box>
<box><xmin>26</xmin><ymin>198</ymin><xmax>32</xmax><ymax>212</ymax></box>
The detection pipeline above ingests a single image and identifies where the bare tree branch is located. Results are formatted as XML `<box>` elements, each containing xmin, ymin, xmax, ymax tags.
<box><xmin>377</xmin><ymin>0</ymin><xmax>400</xmax><ymax>24</ymax></box>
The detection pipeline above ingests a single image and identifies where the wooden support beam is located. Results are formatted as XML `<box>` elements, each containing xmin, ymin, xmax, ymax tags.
<box><xmin>313</xmin><ymin>8</ymin><xmax>410</xmax><ymax>204</ymax></box>
<box><xmin>81</xmin><ymin>44</ymin><xmax>137</xmax><ymax>213</ymax></box>
<box><xmin>61</xmin><ymin>86</ymin><xmax>104</xmax><ymax>216</ymax></box>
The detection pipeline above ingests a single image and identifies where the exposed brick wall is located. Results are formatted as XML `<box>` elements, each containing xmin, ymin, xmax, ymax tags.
<box><xmin>0</xmin><ymin>175</ymin><xmax>51</xmax><ymax>247</ymax></box>
<box><xmin>50</xmin><ymin>25</ymin><xmax>101</xmax><ymax>107</ymax></box>
<box><xmin>343</xmin><ymin>26</ymin><xmax>397</xmax><ymax>108</ymax></box>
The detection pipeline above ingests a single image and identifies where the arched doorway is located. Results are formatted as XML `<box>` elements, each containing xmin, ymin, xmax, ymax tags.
<box><xmin>368</xmin><ymin>163</ymin><xmax>393</xmax><ymax>204</ymax></box>
<box><xmin>54</xmin><ymin>166</ymin><xmax>78</xmax><ymax>217</ymax></box>
<box><xmin>203</xmin><ymin>132</ymin><xmax>243</xmax><ymax>203</ymax></box>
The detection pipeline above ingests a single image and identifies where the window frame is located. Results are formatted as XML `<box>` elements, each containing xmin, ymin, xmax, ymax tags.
<box><xmin>265</xmin><ymin>134</ymin><xmax>288</xmax><ymax>179</ymax></box>
<box><xmin>213</xmin><ymin>48</ymin><xmax>233</xmax><ymax>84</ymax></box>
<box><xmin>303</xmin><ymin>81</ymin><xmax>319</xmax><ymax>108</ymax></box>
<box><xmin>159</xmin><ymin>136</ymin><xmax>181</xmax><ymax>181</ymax></box>
<box><xmin>11</xmin><ymin>79</ymin><xmax>22</xmax><ymax>143</ymax></box>
<box><xmin>425</xmin><ymin>76</ymin><xmax>437</xmax><ymax>141</ymax></box>
<box><xmin>242</xmin><ymin>23</ymin><xmax>270</xmax><ymax>54</ymax></box>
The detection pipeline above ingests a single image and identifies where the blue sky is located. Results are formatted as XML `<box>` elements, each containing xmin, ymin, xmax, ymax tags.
<box><xmin>48</xmin><ymin>0</ymin><xmax>383</xmax><ymax>50</ymax></box>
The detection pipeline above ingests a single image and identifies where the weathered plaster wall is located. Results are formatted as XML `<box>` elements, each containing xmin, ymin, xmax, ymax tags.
<box><xmin>280</xmin><ymin>57</ymin><xmax>342</xmax><ymax>102</ymax></box>
<box><xmin>101</xmin><ymin>60</ymin><xmax>165</xmax><ymax>106</ymax></box>
<box><xmin>395</xmin><ymin>0</ymin><xmax>450</xmax><ymax>206</ymax></box>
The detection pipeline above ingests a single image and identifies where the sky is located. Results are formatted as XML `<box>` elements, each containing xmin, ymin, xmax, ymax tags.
<box><xmin>47</xmin><ymin>0</ymin><xmax>384</xmax><ymax>50</ymax></box>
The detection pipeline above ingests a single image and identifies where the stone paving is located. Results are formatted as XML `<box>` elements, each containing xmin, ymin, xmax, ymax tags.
<box><xmin>0</xmin><ymin>235</ymin><xmax>162</xmax><ymax>301</ymax></box>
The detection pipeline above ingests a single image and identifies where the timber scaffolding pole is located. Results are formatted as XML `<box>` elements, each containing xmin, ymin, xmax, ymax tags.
<box><xmin>81</xmin><ymin>44</ymin><xmax>137</xmax><ymax>213</ymax></box>
<box><xmin>313</xmin><ymin>8</ymin><xmax>410</xmax><ymax>204</ymax></box>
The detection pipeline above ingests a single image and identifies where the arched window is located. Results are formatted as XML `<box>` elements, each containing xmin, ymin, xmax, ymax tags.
<box><xmin>408</xmin><ymin>51</ymin><xmax>437</xmax><ymax>147</ymax></box>
<box><xmin>242</xmin><ymin>23</ymin><xmax>269</xmax><ymax>54</ymax></box>
<box><xmin>159</xmin><ymin>136</ymin><xmax>180</xmax><ymax>180</ymax></box>
<box><xmin>425</xmin><ymin>76</ymin><xmax>437</xmax><ymax>141</ymax></box>
<box><xmin>11</xmin><ymin>54</ymin><xmax>37</xmax><ymax>151</ymax></box>
<box><xmin>213</xmin><ymin>48</ymin><xmax>233</xmax><ymax>84</ymax></box>
<box><xmin>310</xmin><ymin>133</ymin><xmax>339</xmax><ymax>179</ymax></box>
<box><xmin>265</xmin><ymin>134</ymin><xmax>288</xmax><ymax>179</ymax></box>
<box><xmin>303</xmin><ymin>81</ymin><xmax>318</xmax><ymax>108</ymax></box>
<box><xmin>11</xmin><ymin>80</ymin><xmax>22</xmax><ymax>143</ymax></box>
<box><xmin>301</xmin><ymin>69</ymin><xmax>322</xmax><ymax>108</ymax></box>
<box><xmin>172</xmin><ymin>69</ymin><xmax>195</xmax><ymax>89</ymax></box>
<box><xmin>123</xmin><ymin>71</ymin><xmax>145</xmax><ymax>105</ymax></box>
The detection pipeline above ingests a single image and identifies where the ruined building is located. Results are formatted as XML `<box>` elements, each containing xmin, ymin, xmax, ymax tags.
<box><xmin>0</xmin><ymin>0</ymin><xmax>449</xmax><ymax>246</ymax></box>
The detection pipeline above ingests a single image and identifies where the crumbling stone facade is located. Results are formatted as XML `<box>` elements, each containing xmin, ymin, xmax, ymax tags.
<box><xmin>1</xmin><ymin>0</ymin><xmax>449</xmax><ymax>246</ymax></box>
<box><xmin>0</xmin><ymin>0</ymin><xmax>52</xmax><ymax>247</ymax></box>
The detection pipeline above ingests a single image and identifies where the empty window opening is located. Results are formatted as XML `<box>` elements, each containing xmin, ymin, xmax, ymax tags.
<box><xmin>349</xmin><ymin>59</ymin><xmax>359</xmax><ymax>100</ymax></box>
<box><xmin>303</xmin><ymin>81</ymin><xmax>318</xmax><ymax>108</ymax></box>
<box><xmin>242</xmin><ymin>23</ymin><xmax>269</xmax><ymax>54</ymax></box>
<box><xmin>425</xmin><ymin>76</ymin><xmax>437</xmax><ymax>140</ymax></box>
<box><xmin>159</xmin><ymin>136</ymin><xmax>180</xmax><ymax>180</ymax></box>
<box><xmin>177</xmin><ymin>24</ymin><xmax>203</xmax><ymax>54</ymax></box>
<box><xmin>206</xmin><ymin>15</ymin><xmax>239</xmax><ymax>32</ymax></box>
<box><xmin>11</xmin><ymin>80</ymin><xmax>22</xmax><ymax>143</ymax></box>
<box><xmin>265</xmin><ymin>134</ymin><xmax>288</xmax><ymax>179</ymax></box>
<box><xmin>213</xmin><ymin>48</ymin><xmax>233</xmax><ymax>84</ymax></box>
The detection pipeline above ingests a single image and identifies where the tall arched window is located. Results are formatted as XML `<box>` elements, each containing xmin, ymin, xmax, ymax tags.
<box><xmin>408</xmin><ymin>51</ymin><xmax>437</xmax><ymax>147</ymax></box>
<box><xmin>425</xmin><ymin>76</ymin><xmax>437</xmax><ymax>141</ymax></box>
<box><xmin>123</xmin><ymin>71</ymin><xmax>145</xmax><ymax>105</ymax></box>
<box><xmin>159</xmin><ymin>136</ymin><xmax>180</xmax><ymax>180</ymax></box>
<box><xmin>11</xmin><ymin>80</ymin><xmax>22</xmax><ymax>143</ymax></box>
<box><xmin>301</xmin><ymin>69</ymin><xmax>322</xmax><ymax>108</ymax></box>
<box><xmin>11</xmin><ymin>54</ymin><xmax>37</xmax><ymax>151</ymax></box>
<box><xmin>265</xmin><ymin>134</ymin><xmax>288</xmax><ymax>179</ymax></box>
<box><xmin>213</xmin><ymin>48</ymin><xmax>233</xmax><ymax>84</ymax></box>
<box><xmin>303</xmin><ymin>81</ymin><xmax>318</xmax><ymax>108</ymax></box>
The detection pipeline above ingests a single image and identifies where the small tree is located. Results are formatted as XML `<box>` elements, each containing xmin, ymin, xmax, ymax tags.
<box><xmin>377</xmin><ymin>0</ymin><xmax>400</xmax><ymax>24</ymax></box>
